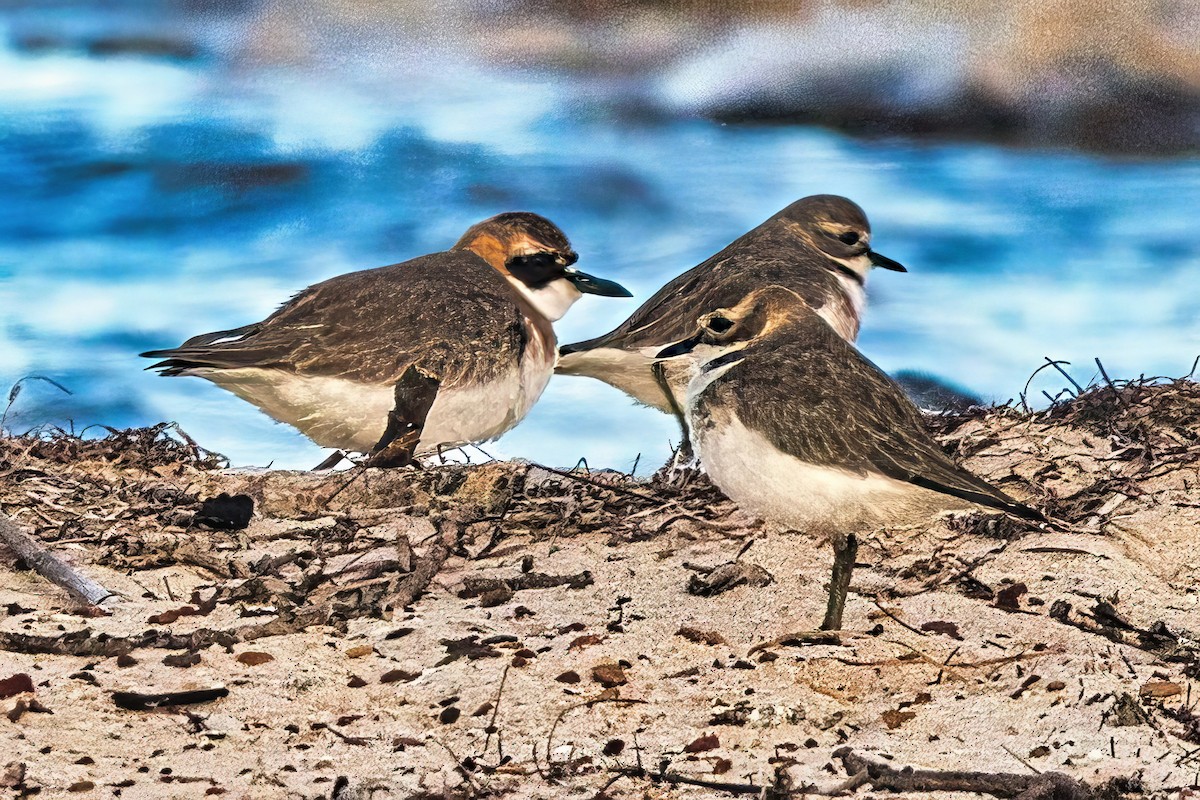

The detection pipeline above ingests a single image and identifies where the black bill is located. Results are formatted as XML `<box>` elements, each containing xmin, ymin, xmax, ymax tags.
<box><xmin>565</xmin><ymin>269</ymin><xmax>633</xmax><ymax>298</ymax></box>
<box><xmin>868</xmin><ymin>250</ymin><xmax>907</xmax><ymax>272</ymax></box>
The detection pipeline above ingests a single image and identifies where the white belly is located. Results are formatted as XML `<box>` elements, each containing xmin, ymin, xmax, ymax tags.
<box><xmin>195</xmin><ymin>349</ymin><xmax>555</xmax><ymax>455</ymax></box>
<box><xmin>693</xmin><ymin>414</ymin><xmax>948</xmax><ymax>531</ymax></box>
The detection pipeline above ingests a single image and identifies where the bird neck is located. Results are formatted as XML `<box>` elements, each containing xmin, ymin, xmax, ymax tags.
<box><xmin>817</xmin><ymin>255</ymin><xmax>868</xmax><ymax>341</ymax></box>
<box><xmin>505</xmin><ymin>276</ymin><xmax>582</xmax><ymax>323</ymax></box>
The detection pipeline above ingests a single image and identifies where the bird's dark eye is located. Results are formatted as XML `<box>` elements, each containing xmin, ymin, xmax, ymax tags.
<box><xmin>838</xmin><ymin>231</ymin><xmax>860</xmax><ymax>245</ymax></box>
<box><xmin>505</xmin><ymin>253</ymin><xmax>562</xmax><ymax>286</ymax></box>
<box><xmin>706</xmin><ymin>316</ymin><xmax>734</xmax><ymax>334</ymax></box>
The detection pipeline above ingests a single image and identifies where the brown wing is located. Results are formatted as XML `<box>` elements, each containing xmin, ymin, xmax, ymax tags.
<box><xmin>560</xmin><ymin>225</ymin><xmax>842</xmax><ymax>356</ymax></box>
<box><xmin>717</xmin><ymin>313</ymin><xmax>1041</xmax><ymax>520</ymax></box>
<box><xmin>142</xmin><ymin>251</ymin><xmax>527</xmax><ymax>388</ymax></box>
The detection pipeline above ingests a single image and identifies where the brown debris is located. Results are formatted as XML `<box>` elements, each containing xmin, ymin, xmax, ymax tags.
<box><xmin>676</xmin><ymin>626</ymin><xmax>727</xmax><ymax>646</ymax></box>
<box><xmin>7</xmin><ymin>697</ymin><xmax>52</xmax><ymax>722</ymax></box>
<box><xmin>920</xmin><ymin>620</ymin><xmax>963</xmax><ymax>640</ymax></box>
<box><xmin>994</xmin><ymin>582</ymin><xmax>1028</xmax><ymax>611</ymax></box>
<box><xmin>437</xmin><ymin>636</ymin><xmax>500</xmax><ymax>665</ymax></box>
<box><xmin>459</xmin><ymin>570</ymin><xmax>594</xmax><ymax>604</ymax></box>
<box><xmin>3</xmin><ymin>381</ymin><xmax>1198</xmax><ymax>794</ymax></box>
<box><xmin>568</xmin><ymin>634</ymin><xmax>604</xmax><ymax>651</ymax></box>
<box><xmin>881</xmin><ymin>708</ymin><xmax>917</xmax><ymax>729</ymax></box>
<box><xmin>1139</xmin><ymin>680</ymin><xmax>1182</xmax><ymax>698</ymax></box>
<box><xmin>235</xmin><ymin>651</ymin><xmax>273</xmax><ymax>666</ymax></box>
<box><xmin>683</xmin><ymin>733</ymin><xmax>720</xmax><ymax>753</ymax></box>
<box><xmin>686</xmin><ymin>561</ymin><xmax>773</xmax><ymax>597</ymax></box>
<box><xmin>380</xmin><ymin>669</ymin><xmax>421</xmax><ymax>684</ymax></box>
<box><xmin>0</xmin><ymin>674</ymin><xmax>34</xmax><ymax>700</ymax></box>
<box><xmin>591</xmin><ymin>663</ymin><xmax>627</xmax><ymax>688</ymax></box>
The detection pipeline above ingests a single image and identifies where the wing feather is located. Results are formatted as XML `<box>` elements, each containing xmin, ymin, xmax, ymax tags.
<box><xmin>723</xmin><ymin>313</ymin><xmax>1040</xmax><ymax>520</ymax></box>
<box><xmin>141</xmin><ymin>251</ymin><xmax>527</xmax><ymax>387</ymax></box>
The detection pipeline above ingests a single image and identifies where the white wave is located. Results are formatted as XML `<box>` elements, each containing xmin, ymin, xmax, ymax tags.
<box><xmin>0</xmin><ymin>34</ymin><xmax>201</xmax><ymax>135</ymax></box>
<box><xmin>658</xmin><ymin>6</ymin><xmax>969</xmax><ymax>117</ymax></box>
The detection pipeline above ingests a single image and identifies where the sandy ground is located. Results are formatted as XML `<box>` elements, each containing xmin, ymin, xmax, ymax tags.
<box><xmin>2</xmin><ymin>381</ymin><xmax>1199</xmax><ymax>799</ymax></box>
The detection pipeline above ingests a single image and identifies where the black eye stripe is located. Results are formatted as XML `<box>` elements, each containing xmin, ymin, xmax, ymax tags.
<box><xmin>508</xmin><ymin>253</ymin><xmax>557</xmax><ymax>268</ymax></box>
<box><xmin>505</xmin><ymin>252</ymin><xmax>565</xmax><ymax>287</ymax></box>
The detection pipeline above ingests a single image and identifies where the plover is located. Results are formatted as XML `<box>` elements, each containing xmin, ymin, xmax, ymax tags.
<box><xmin>655</xmin><ymin>285</ymin><xmax>1041</xmax><ymax>629</ymax></box>
<box><xmin>141</xmin><ymin>212</ymin><xmax>631</xmax><ymax>467</ymax></box>
<box><xmin>557</xmin><ymin>195</ymin><xmax>905</xmax><ymax>415</ymax></box>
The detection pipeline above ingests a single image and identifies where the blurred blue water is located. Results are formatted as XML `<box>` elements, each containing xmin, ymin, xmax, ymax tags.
<box><xmin>1</xmin><ymin>7</ymin><xmax>1198</xmax><ymax>471</ymax></box>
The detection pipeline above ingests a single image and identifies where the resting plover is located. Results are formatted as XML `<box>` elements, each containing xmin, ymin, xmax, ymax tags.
<box><xmin>142</xmin><ymin>212</ymin><xmax>632</xmax><ymax>467</ymax></box>
<box><xmin>656</xmin><ymin>285</ymin><xmax>1041</xmax><ymax>629</ymax></box>
<box><xmin>557</xmin><ymin>195</ymin><xmax>905</xmax><ymax>414</ymax></box>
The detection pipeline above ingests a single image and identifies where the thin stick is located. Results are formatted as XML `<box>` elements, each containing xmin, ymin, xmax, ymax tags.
<box><xmin>545</xmin><ymin>697</ymin><xmax>647</xmax><ymax>779</ymax></box>
<box><xmin>1043</xmin><ymin>357</ymin><xmax>1085</xmax><ymax>397</ymax></box>
<box><xmin>529</xmin><ymin>462</ymin><xmax>659</xmax><ymax>505</ymax></box>
<box><xmin>1019</xmin><ymin>360</ymin><xmax>1066</xmax><ymax>412</ymax></box>
<box><xmin>1094</xmin><ymin>358</ymin><xmax>1130</xmax><ymax>409</ymax></box>
<box><xmin>835</xmin><ymin>747</ymin><xmax>1088</xmax><ymax>799</ymax></box>
<box><xmin>483</xmin><ymin>664</ymin><xmax>511</xmax><ymax>760</ymax></box>
<box><xmin>611</xmin><ymin>766</ymin><xmax>770</xmax><ymax>796</ymax></box>
<box><xmin>871</xmin><ymin>596</ymin><xmax>928</xmax><ymax>636</ymax></box>
<box><xmin>1000</xmin><ymin>743</ymin><xmax>1042</xmax><ymax>775</ymax></box>
<box><xmin>0</xmin><ymin>512</ymin><xmax>119</xmax><ymax>607</ymax></box>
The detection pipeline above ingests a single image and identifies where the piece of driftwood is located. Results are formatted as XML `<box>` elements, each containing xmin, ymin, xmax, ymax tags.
<box><xmin>0</xmin><ymin>512</ymin><xmax>118</xmax><ymax>607</ymax></box>
<box><xmin>609</xmin><ymin>766</ymin><xmax>789</xmax><ymax>797</ymax></box>
<box><xmin>112</xmin><ymin>687</ymin><xmax>229</xmax><ymax>711</ymax></box>
<box><xmin>385</xmin><ymin>542</ymin><xmax>449</xmax><ymax>612</ymax></box>
<box><xmin>383</xmin><ymin>516</ymin><xmax>463</xmax><ymax>612</ymax></box>
<box><xmin>834</xmin><ymin>747</ymin><xmax>1091</xmax><ymax>799</ymax></box>
<box><xmin>0</xmin><ymin>602</ymin><xmax>335</xmax><ymax>657</ymax></box>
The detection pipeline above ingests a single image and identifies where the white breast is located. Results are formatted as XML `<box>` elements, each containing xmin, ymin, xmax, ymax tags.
<box><xmin>191</xmin><ymin>329</ymin><xmax>556</xmax><ymax>456</ymax></box>
<box><xmin>505</xmin><ymin>276</ymin><xmax>582</xmax><ymax>322</ymax></box>
<box><xmin>692</xmin><ymin>413</ymin><xmax>948</xmax><ymax>531</ymax></box>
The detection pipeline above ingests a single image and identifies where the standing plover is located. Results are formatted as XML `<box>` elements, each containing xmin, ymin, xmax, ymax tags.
<box><xmin>557</xmin><ymin>195</ymin><xmax>904</xmax><ymax>468</ymax></box>
<box><xmin>557</xmin><ymin>195</ymin><xmax>904</xmax><ymax>413</ymax></box>
<box><xmin>656</xmin><ymin>285</ymin><xmax>1040</xmax><ymax>629</ymax></box>
<box><xmin>141</xmin><ymin>212</ymin><xmax>631</xmax><ymax>467</ymax></box>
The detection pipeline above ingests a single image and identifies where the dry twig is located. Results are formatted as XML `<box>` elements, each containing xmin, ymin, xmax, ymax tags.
<box><xmin>0</xmin><ymin>512</ymin><xmax>118</xmax><ymax>607</ymax></box>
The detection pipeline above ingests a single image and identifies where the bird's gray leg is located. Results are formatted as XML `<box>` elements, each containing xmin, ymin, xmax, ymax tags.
<box><xmin>652</xmin><ymin>361</ymin><xmax>697</xmax><ymax>482</ymax></box>
<box><xmin>820</xmin><ymin>532</ymin><xmax>858</xmax><ymax>631</ymax></box>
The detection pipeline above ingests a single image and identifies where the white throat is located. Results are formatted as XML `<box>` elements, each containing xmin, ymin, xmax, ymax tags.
<box><xmin>682</xmin><ymin>342</ymin><xmax>749</xmax><ymax>404</ymax></box>
<box><xmin>824</xmin><ymin>253</ymin><xmax>870</xmax><ymax>335</ymax></box>
<box><xmin>506</xmin><ymin>276</ymin><xmax>582</xmax><ymax>322</ymax></box>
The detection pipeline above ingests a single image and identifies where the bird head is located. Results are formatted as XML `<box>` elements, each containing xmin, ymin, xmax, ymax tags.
<box><xmin>775</xmin><ymin>195</ymin><xmax>906</xmax><ymax>282</ymax></box>
<box><xmin>454</xmin><ymin>212</ymin><xmax>631</xmax><ymax>321</ymax></box>
<box><xmin>655</xmin><ymin>285</ymin><xmax>808</xmax><ymax>362</ymax></box>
